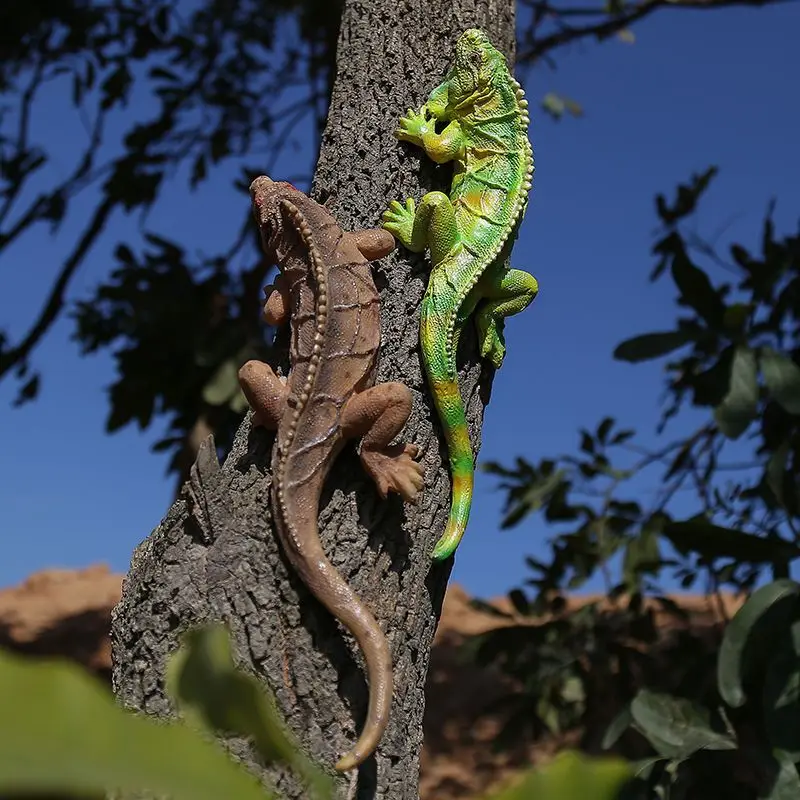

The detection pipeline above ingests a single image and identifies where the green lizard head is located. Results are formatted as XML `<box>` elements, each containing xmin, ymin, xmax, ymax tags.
<box><xmin>426</xmin><ymin>28</ymin><xmax>516</xmax><ymax>121</ymax></box>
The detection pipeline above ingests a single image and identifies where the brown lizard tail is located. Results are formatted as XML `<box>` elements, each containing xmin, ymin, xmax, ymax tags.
<box><xmin>272</xmin><ymin>199</ymin><xmax>391</xmax><ymax>772</ymax></box>
<box><xmin>272</xmin><ymin>478</ymin><xmax>393</xmax><ymax>773</ymax></box>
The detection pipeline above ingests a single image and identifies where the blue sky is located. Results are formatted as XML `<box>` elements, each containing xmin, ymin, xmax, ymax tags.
<box><xmin>1</xmin><ymin>3</ymin><xmax>799</xmax><ymax>599</ymax></box>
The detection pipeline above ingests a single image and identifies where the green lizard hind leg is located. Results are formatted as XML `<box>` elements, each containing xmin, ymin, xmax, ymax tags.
<box><xmin>475</xmin><ymin>268</ymin><xmax>539</xmax><ymax>369</ymax></box>
<box><xmin>382</xmin><ymin>191</ymin><xmax>460</xmax><ymax>264</ymax></box>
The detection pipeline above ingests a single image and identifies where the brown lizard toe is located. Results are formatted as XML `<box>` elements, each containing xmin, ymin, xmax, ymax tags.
<box><xmin>362</xmin><ymin>444</ymin><xmax>425</xmax><ymax>503</ymax></box>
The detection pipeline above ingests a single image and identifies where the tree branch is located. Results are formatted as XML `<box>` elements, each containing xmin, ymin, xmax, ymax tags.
<box><xmin>518</xmin><ymin>0</ymin><xmax>796</xmax><ymax>63</ymax></box>
<box><xmin>0</xmin><ymin>59</ymin><xmax>45</xmax><ymax>229</ymax></box>
<box><xmin>0</xmin><ymin>196</ymin><xmax>114</xmax><ymax>378</ymax></box>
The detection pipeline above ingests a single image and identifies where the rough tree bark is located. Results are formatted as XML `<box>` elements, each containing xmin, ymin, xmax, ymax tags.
<box><xmin>111</xmin><ymin>1</ymin><xmax>516</xmax><ymax>799</ymax></box>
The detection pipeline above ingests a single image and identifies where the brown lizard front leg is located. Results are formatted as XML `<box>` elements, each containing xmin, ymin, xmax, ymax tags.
<box><xmin>238</xmin><ymin>360</ymin><xmax>288</xmax><ymax>429</ymax></box>
<box><xmin>262</xmin><ymin>272</ymin><xmax>290</xmax><ymax>326</ymax></box>
<box><xmin>347</xmin><ymin>228</ymin><xmax>395</xmax><ymax>261</ymax></box>
<box><xmin>341</xmin><ymin>383</ymin><xmax>424</xmax><ymax>503</ymax></box>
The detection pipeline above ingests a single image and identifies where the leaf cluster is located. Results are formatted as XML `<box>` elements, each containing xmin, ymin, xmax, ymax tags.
<box><xmin>602</xmin><ymin>580</ymin><xmax>800</xmax><ymax>798</ymax></box>
<box><xmin>488</xmin><ymin>169</ymin><xmax>800</xmax><ymax>603</ymax></box>
<box><xmin>72</xmin><ymin>228</ymin><xmax>274</xmax><ymax>472</ymax></box>
<box><xmin>464</xmin><ymin>589</ymin><xmax>686</xmax><ymax>748</ymax></box>
<box><xmin>0</xmin><ymin>0</ymin><xmax>336</xmax><ymax>463</ymax></box>
<box><xmin>477</xmin><ymin>170</ymin><xmax>800</xmax><ymax>791</ymax></box>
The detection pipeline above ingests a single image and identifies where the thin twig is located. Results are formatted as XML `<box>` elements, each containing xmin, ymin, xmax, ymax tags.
<box><xmin>518</xmin><ymin>0</ymin><xmax>796</xmax><ymax>63</ymax></box>
<box><xmin>0</xmin><ymin>59</ymin><xmax>45</xmax><ymax>228</ymax></box>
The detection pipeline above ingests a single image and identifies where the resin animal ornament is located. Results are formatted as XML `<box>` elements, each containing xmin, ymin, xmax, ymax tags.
<box><xmin>382</xmin><ymin>28</ymin><xmax>539</xmax><ymax>562</ymax></box>
<box><xmin>239</xmin><ymin>176</ymin><xmax>424</xmax><ymax>772</ymax></box>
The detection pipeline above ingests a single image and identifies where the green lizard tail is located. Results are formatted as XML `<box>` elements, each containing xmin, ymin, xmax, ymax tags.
<box><xmin>430</xmin><ymin>376</ymin><xmax>474</xmax><ymax>561</ymax></box>
<box><xmin>422</xmin><ymin>303</ymin><xmax>474</xmax><ymax>562</ymax></box>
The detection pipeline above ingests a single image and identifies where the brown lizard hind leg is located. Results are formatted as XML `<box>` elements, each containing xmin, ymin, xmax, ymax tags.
<box><xmin>262</xmin><ymin>272</ymin><xmax>290</xmax><ymax>326</ymax></box>
<box><xmin>341</xmin><ymin>383</ymin><xmax>424</xmax><ymax>503</ymax></box>
<box><xmin>238</xmin><ymin>360</ymin><xmax>288</xmax><ymax>429</ymax></box>
<box><xmin>347</xmin><ymin>228</ymin><xmax>396</xmax><ymax>261</ymax></box>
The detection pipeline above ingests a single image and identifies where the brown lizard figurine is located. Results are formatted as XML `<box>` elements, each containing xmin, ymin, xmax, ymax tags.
<box><xmin>238</xmin><ymin>175</ymin><xmax>425</xmax><ymax>773</ymax></box>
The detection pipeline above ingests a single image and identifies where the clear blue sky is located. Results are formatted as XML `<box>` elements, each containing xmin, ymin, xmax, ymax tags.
<box><xmin>1</xmin><ymin>3</ymin><xmax>799</xmax><ymax>598</ymax></box>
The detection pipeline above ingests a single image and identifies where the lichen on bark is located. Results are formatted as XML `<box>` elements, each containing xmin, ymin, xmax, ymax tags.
<box><xmin>111</xmin><ymin>1</ymin><xmax>516</xmax><ymax>798</ymax></box>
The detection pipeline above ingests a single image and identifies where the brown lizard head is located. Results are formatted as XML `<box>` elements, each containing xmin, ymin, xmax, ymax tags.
<box><xmin>250</xmin><ymin>175</ymin><xmax>304</xmax><ymax>255</ymax></box>
<box><xmin>250</xmin><ymin>174</ymin><xmax>371</xmax><ymax>271</ymax></box>
<box><xmin>250</xmin><ymin>174</ymin><xmax>337</xmax><ymax>258</ymax></box>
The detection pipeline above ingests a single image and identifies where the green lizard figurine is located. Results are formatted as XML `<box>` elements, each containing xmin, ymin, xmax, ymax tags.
<box><xmin>382</xmin><ymin>28</ymin><xmax>539</xmax><ymax>562</ymax></box>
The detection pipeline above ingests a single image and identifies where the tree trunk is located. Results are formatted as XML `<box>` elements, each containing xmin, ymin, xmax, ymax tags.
<box><xmin>110</xmin><ymin>1</ymin><xmax>516</xmax><ymax>799</ymax></box>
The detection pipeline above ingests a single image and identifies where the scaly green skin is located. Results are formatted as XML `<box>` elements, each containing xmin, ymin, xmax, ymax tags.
<box><xmin>382</xmin><ymin>28</ymin><xmax>538</xmax><ymax>562</ymax></box>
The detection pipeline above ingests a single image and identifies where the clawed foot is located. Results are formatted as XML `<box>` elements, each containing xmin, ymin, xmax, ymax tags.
<box><xmin>381</xmin><ymin>198</ymin><xmax>416</xmax><ymax>247</ymax></box>
<box><xmin>395</xmin><ymin>108</ymin><xmax>431</xmax><ymax>144</ymax></box>
<box><xmin>362</xmin><ymin>443</ymin><xmax>425</xmax><ymax>504</ymax></box>
<box><xmin>477</xmin><ymin>316</ymin><xmax>507</xmax><ymax>369</ymax></box>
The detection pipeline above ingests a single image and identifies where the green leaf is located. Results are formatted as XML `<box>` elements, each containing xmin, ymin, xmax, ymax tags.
<box><xmin>611</xmin><ymin>429</ymin><xmax>635</xmax><ymax>445</ymax></box>
<box><xmin>497</xmin><ymin>467</ymin><xmax>567</xmax><ymax>529</ymax></box>
<box><xmin>210</xmin><ymin>128</ymin><xmax>231</xmax><ymax>163</ymax></box>
<box><xmin>631</xmin><ymin>727</ymin><xmax>687</xmax><ymax>760</ymax></box>
<box><xmin>597</xmin><ymin>417</ymin><xmax>615</xmax><ymax>444</ymax></box>
<box><xmin>507</xmin><ymin>589</ymin><xmax>530</xmax><ymax>615</ymax></box>
<box><xmin>762</xmin><ymin>622</ymin><xmax>800</xmax><ymax>761</ymax></box>
<box><xmin>100</xmin><ymin>62</ymin><xmax>132</xmax><ymax>110</ymax></box>
<box><xmin>630</xmin><ymin>690</ymin><xmax>736</xmax><ymax>759</ymax></box>
<box><xmin>12</xmin><ymin>374</ymin><xmax>39</xmax><ymax>407</ymax></box>
<box><xmin>0</xmin><ymin>647</ymin><xmax>270</xmax><ymax>799</ymax></box>
<box><xmin>718</xmin><ymin>579</ymin><xmax>800</xmax><ymax>708</ymax></box>
<box><xmin>191</xmin><ymin>153</ymin><xmax>207</xmax><ymax>188</ymax></box>
<box><xmin>623</xmin><ymin>524</ymin><xmax>662</xmax><ymax>587</ymax></box>
<box><xmin>229</xmin><ymin>388</ymin><xmax>251</xmax><ymax>414</ymax></box>
<box><xmin>766</xmin><ymin>442</ymin><xmax>791</xmax><ymax>509</ymax></box>
<box><xmin>662</xmin><ymin>519</ymin><xmax>800</xmax><ymax>565</ymax></box>
<box><xmin>691</xmin><ymin>347</ymin><xmax>734</xmax><ymax>407</ymax></box>
<box><xmin>541</xmin><ymin>92</ymin><xmax>583</xmax><ymax>121</ymax></box>
<box><xmin>166</xmin><ymin>624</ymin><xmax>334</xmax><ymax>800</ymax></box>
<box><xmin>722</xmin><ymin>302</ymin><xmax>751</xmax><ymax>334</ymax></box>
<box><xmin>761</xmin><ymin>348</ymin><xmax>800</xmax><ymax>414</ymax></box>
<box><xmin>202</xmin><ymin>359</ymin><xmax>241</xmax><ymax>406</ymax></box>
<box><xmin>562</xmin><ymin>97</ymin><xmax>584</xmax><ymax>117</ymax></box>
<box><xmin>481</xmin><ymin>750</ymin><xmax>634</xmax><ymax>800</ymax></box>
<box><xmin>602</xmin><ymin>706</ymin><xmax>633</xmax><ymax>750</ymax></box>
<box><xmin>758</xmin><ymin>749</ymin><xmax>800</xmax><ymax>799</ymax></box>
<box><xmin>613</xmin><ymin>331</ymin><xmax>694</xmax><ymax>363</ymax></box>
<box><xmin>149</xmin><ymin>66</ymin><xmax>180</xmax><ymax>82</ymax></box>
<box><xmin>714</xmin><ymin>346</ymin><xmax>759</xmax><ymax>439</ymax></box>
<box><xmin>671</xmin><ymin>251</ymin><xmax>725</xmax><ymax>328</ymax></box>
<box><xmin>655</xmin><ymin>167</ymin><xmax>718</xmax><ymax>225</ymax></box>
<box><xmin>631</xmin><ymin>757</ymin><xmax>665</xmax><ymax>780</ymax></box>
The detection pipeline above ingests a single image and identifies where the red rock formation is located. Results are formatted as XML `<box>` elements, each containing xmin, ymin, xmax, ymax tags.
<box><xmin>0</xmin><ymin>565</ymin><xmax>122</xmax><ymax>682</ymax></box>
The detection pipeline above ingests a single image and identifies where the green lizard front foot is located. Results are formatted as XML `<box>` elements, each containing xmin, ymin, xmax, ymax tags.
<box><xmin>395</xmin><ymin>107</ymin><xmax>431</xmax><ymax>145</ymax></box>
<box><xmin>476</xmin><ymin>315</ymin><xmax>507</xmax><ymax>368</ymax></box>
<box><xmin>381</xmin><ymin>198</ymin><xmax>416</xmax><ymax>248</ymax></box>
